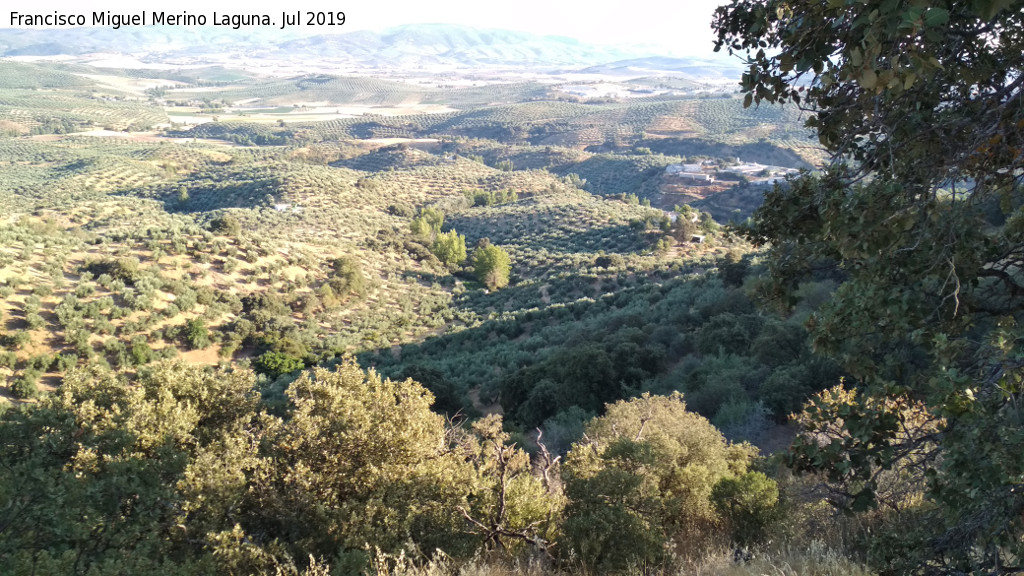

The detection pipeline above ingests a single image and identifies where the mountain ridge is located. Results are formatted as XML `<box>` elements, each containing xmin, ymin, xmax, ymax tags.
<box><xmin>0</xmin><ymin>23</ymin><xmax>738</xmax><ymax>75</ymax></box>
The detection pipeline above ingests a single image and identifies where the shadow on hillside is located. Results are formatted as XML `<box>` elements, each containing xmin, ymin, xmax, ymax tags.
<box><xmin>448</xmin><ymin>217</ymin><xmax>651</xmax><ymax>256</ymax></box>
<box><xmin>637</xmin><ymin>137</ymin><xmax>814</xmax><ymax>169</ymax></box>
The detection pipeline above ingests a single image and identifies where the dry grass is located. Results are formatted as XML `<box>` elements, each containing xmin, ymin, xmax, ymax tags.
<box><xmin>360</xmin><ymin>541</ymin><xmax>874</xmax><ymax>576</ymax></box>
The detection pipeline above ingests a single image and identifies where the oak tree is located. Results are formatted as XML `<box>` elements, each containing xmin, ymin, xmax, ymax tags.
<box><xmin>714</xmin><ymin>0</ymin><xmax>1024</xmax><ymax>570</ymax></box>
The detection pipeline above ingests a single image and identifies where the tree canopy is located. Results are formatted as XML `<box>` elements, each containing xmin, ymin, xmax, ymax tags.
<box><xmin>714</xmin><ymin>0</ymin><xmax>1024</xmax><ymax>570</ymax></box>
<box><xmin>562</xmin><ymin>393</ymin><xmax>769</xmax><ymax>571</ymax></box>
<box><xmin>473</xmin><ymin>240</ymin><xmax>511</xmax><ymax>290</ymax></box>
<box><xmin>0</xmin><ymin>360</ymin><xmax>561</xmax><ymax>574</ymax></box>
<box><xmin>432</xmin><ymin>229</ymin><xmax>468</xmax><ymax>267</ymax></box>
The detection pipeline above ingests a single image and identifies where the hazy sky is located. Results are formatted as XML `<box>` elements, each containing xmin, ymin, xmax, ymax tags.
<box><xmin>6</xmin><ymin>0</ymin><xmax>729</xmax><ymax>56</ymax></box>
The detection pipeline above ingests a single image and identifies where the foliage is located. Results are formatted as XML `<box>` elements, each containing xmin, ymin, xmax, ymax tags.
<box><xmin>184</xmin><ymin>318</ymin><xmax>211</xmax><ymax>350</ymax></box>
<box><xmin>210</xmin><ymin>213</ymin><xmax>242</xmax><ymax>236</ymax></box>
<box><xmin>561</xmin><ymin>393</ymin><xmax>759</xmax><ymax>571</ymax></box>
<box><xmin>456</xmin><ymin>415</ymin><xmax>563</xmax><ymax>556</ymax></box>
<box><xmin>328</xmin><ymin>256</ymin><xmax>367</xmax><ymax>298</ymax></box>
<box><xmin>714</xmin><ymin>0</ymin><xmax>1024</xmax><ymax>569</ymax></box>
<box><xmin>254</xmin><ymin>350</ymin><xmax>305</xmax><ymax>377</ymax></box>
<box><xmin>0</xmin><ymin>359</ymin><xmax>568</xmax><ymax>574</ymax></box>
<box><xmin>411</xmin><ymin>207</ymin><xmax>445</xmax><ymax>238</ymax></box>
<box><xmin>432</xmin><ymin>230</ymin><xmax>468</xmax><ymax>267</ymax></box>
<box><xmin>241</xmin><ymin>362</ymin><xmax>478</xmax><ymax>566</ymax></box>
<box><xmin>10</xmin><ymin>370</ymin><xmax>41</xmax><ymax>399</ymax></box>
<box><xmin>467</xmin><ymin>188</ymin><xmax>518</xmax><ymax>207</ymax></box>
<box><xmin>85</xmin><ymin>257</ymin><xmax>141</xmax><ymax>284</ymax></box>
<box><xmin>473</xmin><ymin>241</ymin><xmax>512</xmax><ymax>290</ymax></box>
<box><xmin>711</xmin><ymin>471</ymin><xmax>781</xmax><ymax>547</ymax></box>
<box><xmin>0</xmin><ymin>363</ymin><xmax>259</xmax><ymax>574</ymax></box>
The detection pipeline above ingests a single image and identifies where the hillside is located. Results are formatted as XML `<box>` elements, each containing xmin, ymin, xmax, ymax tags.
<box><xmin>0</xmin><ymin>41</ymin><xmax>893</xmax><ymax>576</ymax></box>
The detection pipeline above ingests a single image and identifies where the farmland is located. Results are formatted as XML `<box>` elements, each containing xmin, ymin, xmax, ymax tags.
<box><xmin>0</xmin><ymin>57</ymin><xmax>830</xmax><ymax>420</ymax></box>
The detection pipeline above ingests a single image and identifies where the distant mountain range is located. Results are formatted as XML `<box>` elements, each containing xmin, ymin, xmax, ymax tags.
<box><xmin>0</xmin><ymin>23</ymin><xmax>744</xmax><ymax>77</ymax></box>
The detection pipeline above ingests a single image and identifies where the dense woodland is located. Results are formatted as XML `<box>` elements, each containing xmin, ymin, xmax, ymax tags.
<box><xmin>1</xmin><ymin>0</ymin><xmax>1023</xmax><ymax>573</ymax></box>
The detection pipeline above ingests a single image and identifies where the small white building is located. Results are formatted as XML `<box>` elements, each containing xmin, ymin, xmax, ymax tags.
<box><xmin>273</xmin><ymin>203</ymin><xmax>303</xmax><ymax>213</ymax></box>
<box><xmin>677</xmin><ymin>172</ymin><xmax>715</xmax><ymax>183</ymax></box>
<box><xmin>665</xmin><ymin>163</ymin><xmax>704</xmax><ymax>175</ymax></box>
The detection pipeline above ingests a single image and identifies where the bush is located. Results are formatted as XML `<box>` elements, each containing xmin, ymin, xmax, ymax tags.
<box><xmin>85</xmin><ymin>257</ymin><xmax>141</xmax><ymax>284</ymax></box>
<box><xmin>711</xmin><ymin>470</ymin><xmax>781</xmax><ymax>547</ymax></box>
<box><xmin>473</xmin><ymin>241</ymin><xmax>511</xmax><ymax>290</ymax></box>
<box><xmin>431</xmin><ymin>230</ymin><xmax>467</xmax><ymax>267</ymax></box>
<box><xmin>183</xmin><ymin>319</ymin><xmax>211</xmax><ymax>350</ymax></box>
<box><xmin>254</xmin><ymin>350</ymin><xmax>305</xmax><ymax>378</ymax></box>
<box><xmin>387</xmin><ymin>203</ymin><xmax>414</xmax><ymax>218</ymax></box>
<box><xmin>53</xmin><ymin>353</ymin><xmax>77</xmax><ymax>372</ymax></box>
<box><xmin>5</xmin><ymin>331</ymin><xmax>32</xmax><ymax>350</ymax></box>
<box><xmin>10</xmin><ymin>370</ymin><xmax>41</xmax><ymax>399</ymax></box>
<box><xmin>562</xmin><ymin>393</ymin><xmax>758</xmax><ymax>571</ymax></box>
<box><xmin>130</xmin><ymin>337</ymin><xmax>153</xmax><ymax>365</ymax></box>
<box><xmin>328</xmin><ymin>256</ymin><xmax>367</xmax><ymax>298</ymax></box>
<box><xmin>594</xmin><ymin>254</ymin><xmax>625</xmax><ymax>268</ymax></box>
<box><xmin>210</xmin><ymin>214</ymin><xmax>242</xmax><ymax>236</ymax></box>
<box><xmin>410</xmin><ymin>207</ymin><xmax>444</xmax><ymax>238</ymax></box>
<box><xmin>26</xmin><ymin>354</ymin><xmax>54</xmax><ymax>371</ymax></box>
<box><xmin>25</xmin><ymin>313</ymin><xmax>45</xmax><ymax>330</ymax></box>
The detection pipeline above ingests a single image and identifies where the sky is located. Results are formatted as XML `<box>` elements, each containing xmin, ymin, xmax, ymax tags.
<box><xmin>4</xmin><ymin>0</ymin><xmax>729</xmax><ymax>56</ymax></box>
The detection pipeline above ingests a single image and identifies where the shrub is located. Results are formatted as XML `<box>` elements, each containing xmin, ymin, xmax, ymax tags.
<box><xmin>210</xmin><ymin>214</ymin><xmax>242</xmax><ymax>236</ymax></box>
<box><xmin>562</xmin><ymin>393</ymin><xmax>758</xmax><ymax>571</ymax></box>
<box><xmin>85</xmin><ymin>257</ymin><xmax>141</xmax><ymax>284</ymax></box>
<box><xmin>6</xmin><ymin>331</ymin><xmax>32</xmax><ymax>350</ymax></box>
<box><xmin>473</xmin><ymin>241</ymin><xmax>511</xmax><ymax>290</ymax></box>
<box><xmin>130</xmin><ymin>337</ymin><xmax>153</xmax><ymax>365</ymax></box>
<box><xmin>183</xmin><ymin>318</ymin><xmax>211</xmax><ymax>350</ymax></box>
<box><xmin>431</xmin><ymin>230</ymin><xmax>467</xmax><ymax>267</ymax></box>
<box><xmin>26</xmin><ymin>354</ymin><xmax>54</xmax><ymax>371</ymax></box>
<box><xmin>387</xmin><ymin>203</ymin><xmax>414</xmax><ymax>218</ymax></box>
<box><xmin>254</xmin><ymin>350</ymin><xmax>304</xmax><ymax>378</ymax></box>
<box><xmin>327</xmin><ymin>256</ymin><xmax>367</xmax><ymax>298</ymax></box>
<box><xmin>25</xmin><ymin>313</ymin><xmax>45</xmax><ymax>330</ymax></box>
<box><xmin>10</xmin><ymin>370</ymin><xmax>41</xmax><ymax>399</ymax></box>
<box><xmin>711</xmin><ymin>470</ymin><xmax>781</xmax><ymax>547</ymax></box>
<box><xmin>53</xmin><ymin>353</ymin><xmax>77</xmax><ymax>372</ymax></box>
<box><xmin>594</xmin><ymin>254</ymin><xmax>625</xmax><ymax>268</ymax></box>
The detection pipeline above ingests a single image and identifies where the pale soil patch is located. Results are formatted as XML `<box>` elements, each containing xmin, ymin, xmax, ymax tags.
<box><xmin>38</xmin><ymin>130</ymin><xmax>239</xmax><ymax>148</ymax></box>
<box><xmin>647</xmin><ymin>114</ymin><xmax>701</xmax><ymax>134</ymax></box>
<box><xmin>178</xmin><ymin>345</ymin><xmax>223</xmax><ymax>366</ymax></box>
<box><xmin>72</xmin><ymin>130</ymin><xmax>166</xmax><ymax>142</ymax></box>
<box><xmin>165</xmin><ymin>103</ymin><xmax>455</xmax><ymax>126</ymax></box>
<box><xmin>162</xmin><ymin>114</ymin><xmax>216</xmax><ymax>125</ymax></box>
<box><xmin>166</xmin><ymin>85</ymin><xmax>244</xmax><ymax>94</ymax></box>
<box><xmin>364</xmin><ymin>137</ymin><xmax>440</xmax><ymax>145</ymax></box>
<box><xmin>76</xmin><ymin>74</ymin><xmax>186</xmax><ymax>94</ymax></box>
